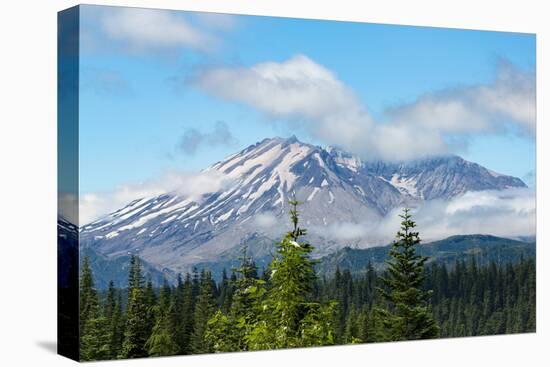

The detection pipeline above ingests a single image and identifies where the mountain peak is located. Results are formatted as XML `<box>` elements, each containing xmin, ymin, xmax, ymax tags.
<box><xmin>81</xmin><ymin>136</ymin><xmax>528</xmax><ymax>276</ymax></box>
<box><xmin>258</xmin><ymin>135</ymin><xmax>304</xmax><ymax>146</ymax></box>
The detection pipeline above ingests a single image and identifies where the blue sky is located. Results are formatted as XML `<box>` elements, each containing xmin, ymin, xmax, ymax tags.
<box><xmin>78</xmin><ymin>5</ymin><xmax>536</xmax><ymax>195</ymax></box>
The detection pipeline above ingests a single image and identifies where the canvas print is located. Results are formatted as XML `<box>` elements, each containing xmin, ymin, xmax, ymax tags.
<box><xmin>58</xmin><ymin>4</ymin><xmax>536</xmax><ymax>362</ymax></box>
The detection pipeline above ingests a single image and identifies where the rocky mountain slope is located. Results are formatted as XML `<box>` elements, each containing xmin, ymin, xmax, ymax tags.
<box><xmin>79</xmin><ymin>136</ymin><xmax>526</xmax><ymax>276</ymax></box>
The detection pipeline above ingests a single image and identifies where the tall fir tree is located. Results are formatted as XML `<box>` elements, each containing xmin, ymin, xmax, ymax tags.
<box><xmin>247</xmin><ymin>197</ymin><xmax>335</xmax><ymax>350</ymax></box>
<box><xmin>191</xmin><ymin>270</ymin><xmax>216</xmax><ymax>353</ymax></box>
<box><xmin>79</xmin><ymin>256</ymin><xmax>97</xmax><ymax>337</ymax></box>
<box><xmin>108</xmin><ymin>292</ymin><xmax>125</xmax><ymax>359</ymax></box>
<box><xmin>80</xmin><ymin>311</ymin><xmax>111</xmax><ymax>361</ymax></box>
<box><xmin>145</xmin><ymin>292</ymin><xmax>178</xmax><ymax>358</ymax></box>
<box><xmin>79</xmin><ymin>259</ymin><xmax>111</xmax><ymax>361</ymax></box>
<box><xmin>376</xmin><ymin>208</ymin><xmax>439</xmax><ymax>341</ymax></box>
<box><xmin>102</xmin><ymin>281</ymin><xmax>120</xmax><ymax>359</ymax></box>
<box><xmin>206</xmin><ymin>246</ymin><xmax>265</xmax><ymax>352</ymax></box>
<box><xmin>145</xmin><ymin>312</ymin><xmax>179</xmax><ymax>356</ymax></box>
<box><xmin>120</xmin><ymin>255</ymin><xmax>149</xmax><ymax>358</ymax></box>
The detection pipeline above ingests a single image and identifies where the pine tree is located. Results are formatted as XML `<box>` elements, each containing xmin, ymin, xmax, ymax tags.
<box><xmin>247</xmin><ymin>197</ymin><xmax>335</xmax><ymax>350</ymax></box>
<box><xmin>144</xmin><ymin>276</ymin><xmax>156</xmax><ymax>340</ymax></box>
<box><xmin>145</xmin><ymin>312</ymin><xmax>179</xmax><ymax>356</ymax></box>
<box><xmin>218</xmin><ymin>268</ymin><xmax>232</xmax><ymax>313</ymax></box>
<box><xmin>108</xmin><ymin>292</ymin><xmax>125</xmax><ymax>359</ymax></box>
<box><xmin>180</xmin><ymin>273</ymin><xmax>195</xmax><ymax>354</ymax></box>
<box><xmin>168</xmin><ymin>274</ymin><xmax>184</xmax><ymax>353</ymax></box>
<box><xmin>207</xmin><ymin>246</ymin><xmax>265</xmax><ymax>352</ymax></box>
<box><xmin>80</xmin><ymin>312</ymin><xmax>111</xmax><ymax>361</ymax></box>
<box><xmin>79</xmin><ymin>259</ymin><xmax>111</xmax><ymax>361</ymax></box>
<box><xmin>158</xmin><ymin>277</ymin><xmax>171</xmax><ymax>313</ymax></box>
<box><xmin>120</xmin><ymin>256</ymin><xmax>149</xmax><ymax>358</ymax></box>
<box><xmin>191</xmin><ymin>270</ymin><xmax>216</xmax><ymax>353</ymax></box>
<box><xmin>145</xmin><ymin>297</ymin><xmax>179</xmax><ymax>357</ymax></box>
<box><xmin>356</xmin><ymin>305</ymin><xmax>371</xmax><ymax>343</ymax></box>
<box><xmin>376</xmin><ymin>208</ymin><xmax>439</xmax><ymax>341</ymax></box>
<box><xmin>104</xmin><ymin>281</ymin><xmax>116</xmax><ymax>321</ymax></box>
<box><xmin>205</xmin><ymin>310</ymin><xmax>241</xmax><ymax>352</ymax></box>
<box><xmin>102</xmin><ymin>281</ymin><xmax>119</xmax><ymax>359</ymax></box>
<box><xmin>343</xmin><ymin>307</ymin><xmax>360</xmax><ymax>343</ymax></box>
<box><xmin>79</xmin><ymin>256</ymin><xmax>97</xmax><ymax>337</ymax></box>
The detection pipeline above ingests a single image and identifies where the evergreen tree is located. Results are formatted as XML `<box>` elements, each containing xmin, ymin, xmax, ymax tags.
<box><xmin>158</xmin><ymin>277</ymin><xmax>171</xmax><ymax>313</ymax></box>
<box><xmin>145</xmin><ymin>315</ymin><xmax>179</xmax><ymax>356</ymax></box>
<box><xmin>77</xmin><ymin>206</ymin><xmax>537</xmax><ymax>358</ymax></box>
<box><xmin>343</xmin><ymin>307</ymin><xmax>360</xmax><ymax>343</ymax></box>
<box><xmin>80</xmin><ymin>312</ymin><xmax>111</xmax><ymax>361</ymax></box>
<box><xmin>79</xmin><ymin>260</ymin><xmax>111</xmax><ymax>361</ymax></box>
<box><xmin>120</xmin><ymin>256</ymin><xmax>149</xmax><ymax>358</ymax></box>
<box><xmin>104</xmin><ymin>281</ymin><xmax>116</xmax><ymax>321</ymax></box>
<box><xmin>180</xmin><ymin>273</ymin><xmax>195</xmax><ymax>354</ymax></box>
<box><xmin>247</xmin><ymin>197</ymin><xmax>335</xmax><ymax>350</ymax></box>
<box><xmin>376</xmin><ymin>208</ymin><xmax>439</xmax><ymax>341</ymax></box>
<box><xmin>205</xmin><ymin>310</ymin><xmax>242</xmax><ymax>352</ymax></box>
<box><xmin>108</xmin><ymin>293</ymin><xmax>125</xmax><ymax>359</ymax></box>
<box><xmin>102</xmin><ymin>281</ymin><xmax>120</xmax><ymax>359</ymax></box>
<box><xmin>207</xmin><ymin>246</ymin><xmax>265</xmax><ymax>352</ymax></box>
<box><xmin>144</xmin><ymin>276</ymin><xmax>156</xmax><ymax>340</ymax></box>
<box><xmin>79</xmin><ymin>256</ymin><xmax>97</xmax><ymax>337</ymax></box>
<box><xmin>145</xmin><ymin>304</ymin><xmax>178</xmax><ymax>356</ymax></box>
<box><xmin>191</xmin><ymin>270</ymin><xmax>216</xmax><ymax>353</ymax></box>
<box><xmin>218</xmin><ymin>268</ymin><xmax>232</xmax><ymax>313</ymax></box>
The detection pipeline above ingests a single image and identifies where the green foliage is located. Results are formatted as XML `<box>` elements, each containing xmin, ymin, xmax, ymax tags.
<box><xmin>246</xmin><ymin>197</ymin><xmax>335</xmax><ymax>349</ymax></box>
<box><xmin>205</xmin><ymin>310</ymin><xmax>241</xmax><ymax>352</ymax></box>
<box><xmin>107</xmin><ymin>292</ymin><xmax>125</xmax><ymax>358</ymax></box>
<box><xmin>376</xmin><ymin>208</ymin><xmax>439</xmax><ymax>341</ymax></box>
<box><xmin>79</xmin><ymin>256</ymin><xmax>97</xmax><ymax>337</ymax></box>
<box><xmin>191</xmin><ymin>270</ymin><xmax>216</xmax><ymax>353</ymax></box>
<box><xmin>119</xmin><ymin>256</ymin><xmax>149</xmax><ymax>359</ymax></box>
<box><xmin>145</xmin><ymin>307</ymin><xmax>179</xmax><ymax>356</ymax></box>
<box><xmin>206</xmin><ymin>246</ymin><xmax>267</xmax><ymax>352</ymax></box>
<box><xmin>78</xmin><ymin>205</ymin><xmax>536</xmax><ymax>361</ymax></box>
<box><xmin>80</xmin><ymin>315</ymin><xmax>111</xmax><ymax>361</ymax></box>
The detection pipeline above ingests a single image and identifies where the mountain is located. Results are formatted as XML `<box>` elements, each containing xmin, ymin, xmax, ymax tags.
<box><xmin>316</xmin><ymin>234</ymin><xmax>536</xmax><ymax>278</ymax></box>
<box><xmin>80</xmin><ymin>246</ymin><xmax>175</xmax><ymax>289</ymax></box>
<box><xmin>80</xmin><ymin>136</ymin><xmax>526</xmax><ymax>276</ymax></box>
<box><xmin>86</xmin><ymin>234</ymin><xmax>536</xmax><ymax>286</ymax></box>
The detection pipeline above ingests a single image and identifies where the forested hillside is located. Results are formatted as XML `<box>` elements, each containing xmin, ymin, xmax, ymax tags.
<box><xmin>316</xmin><ymin>234</ymin><xmax>535</xmax><ymax>277</ymax></box>
<box><xmin>78</xmin><ymin>204</ymin><xmax>536</xmax><ymax>361</ymax></box>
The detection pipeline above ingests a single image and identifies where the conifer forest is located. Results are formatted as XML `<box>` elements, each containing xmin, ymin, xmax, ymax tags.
<box><xmin>78</xmin><ymin>203</ymin><xmax>536</xmax><ymax>361</ymax></box>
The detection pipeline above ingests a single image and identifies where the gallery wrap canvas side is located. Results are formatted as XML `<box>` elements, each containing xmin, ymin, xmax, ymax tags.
<box><xmin>58</xmin><ymin>5</ymin><xmax>80</xmax><ymax>362</ymax></box>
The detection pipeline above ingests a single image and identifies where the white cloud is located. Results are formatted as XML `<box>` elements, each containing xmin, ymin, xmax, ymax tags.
<box><xmin>98</xmin><ymin>8</ymin><xmax>222</xmax><ymax>53</ymax></box>
<box><xmin>389</xmin><ymin>62</ymin><xmax>536</xmax><ymax>136</ymax></box>
<box><xmin>313</xmin><ymin>188</ymin><xmax>535</xmax><ymax>246</ymax></box>
<box><xmin>79</xmin><ymin>170</ymin><xmax>234</xmax><ymax>224</ymax></box>
<box><xmin>254</xmin><ymin>213</ymin><xmax>279</xmax><ymax>228</ymax></box>
<box><xmin>195</xmin><ymin>55</ymin><xmax>363</xmax><ymax>120</ymax></box>
<box><xmin>193</xmin><ymin>55</ymin><xmax>535</xmax><ymax>161</ymax></box>
<box><xmin>418</xmin><ymin>187</ymin><xmax>535</xmax><ymax>241</ymax></box>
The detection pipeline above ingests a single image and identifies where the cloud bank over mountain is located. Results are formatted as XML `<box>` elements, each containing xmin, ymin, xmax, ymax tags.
<box><xmin>79</xmin><ymin>170</ymin><xmax>234</xmax><ymax>224</ymax></box>
<box><xmin>313</xmin><ymin>187</ymin><xmax>535</xmax><ymax>246</ymax></box>
<box><xmin>193</xmin><ymin>55</ymin><xmax>534</xmax><ymax>161</ymax></box>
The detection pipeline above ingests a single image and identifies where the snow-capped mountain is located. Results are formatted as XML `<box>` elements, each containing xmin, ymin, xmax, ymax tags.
<box><xmin>80</xmin><ymin>136</ymin><xmax>526</xmax><ymax>275</ymax></box>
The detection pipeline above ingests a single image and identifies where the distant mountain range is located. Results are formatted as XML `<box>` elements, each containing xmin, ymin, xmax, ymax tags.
<box><xmin>73</xmin><ymin>232</ymin><xmax>535</xmax><ymax>288</ymax></box>
<box><xmin>315</xmin><ymin>234</ymin><xmax>535</xmax><ymax>278</ymax></box>
<box><xmin>77</xmin><ymin>136</ymin><xmax>527</xmax><ymax>279</ymax></box>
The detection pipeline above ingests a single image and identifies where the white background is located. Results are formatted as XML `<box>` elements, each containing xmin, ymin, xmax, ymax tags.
<box><xmin>0</xmin><ymin>0</ymin><xmax>547</xmax><ymax>366</ymax></box>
